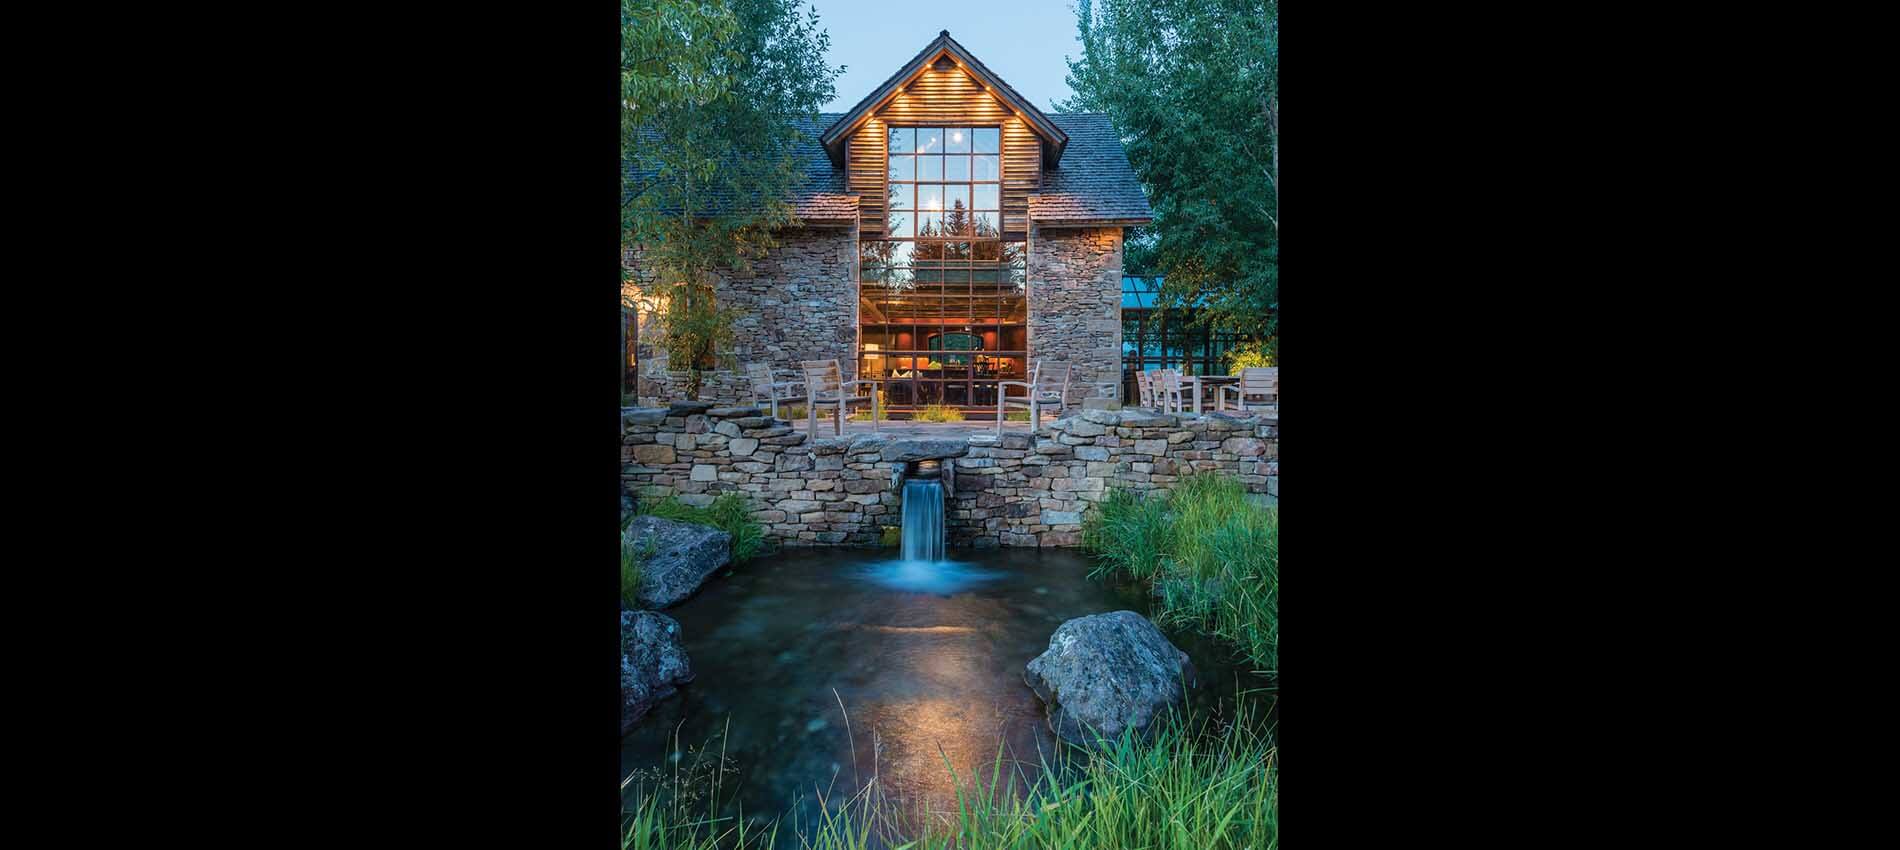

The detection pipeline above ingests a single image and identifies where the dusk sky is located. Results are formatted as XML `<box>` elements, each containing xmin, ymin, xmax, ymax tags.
<box><xmin>808</xmin><ymin>0</ymin><xmax>1085</xmax><ymax>114</ymax></box>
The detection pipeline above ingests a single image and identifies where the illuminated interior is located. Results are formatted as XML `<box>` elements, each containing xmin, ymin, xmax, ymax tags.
<box><xmin>861</xmin><ymin>126</ymin><xmax>1027</xmax><ymax>408</ymax></box>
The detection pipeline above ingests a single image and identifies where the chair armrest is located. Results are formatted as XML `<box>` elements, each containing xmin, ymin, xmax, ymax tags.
<box><xmin>840</xmin><ymin>380</ymin><xmax>880</xmax><ymax>389</ymax></box>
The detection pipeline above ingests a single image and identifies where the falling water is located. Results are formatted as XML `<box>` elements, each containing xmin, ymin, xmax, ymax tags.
<box><xmin>859</xmin><ymin>459</ymin><xmax>1000</xmax><ymax>592</ymax></box>
<box><xmin>900</xmin><ymin>478</ymin><xmax>945</xmax><ymax>562</ymax></box>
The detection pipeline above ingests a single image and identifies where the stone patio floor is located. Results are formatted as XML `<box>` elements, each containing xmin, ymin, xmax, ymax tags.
<box><xmin>786</xmin><ymin>417</ymin><xmax>1037</xmax><ymax>440</ymax></box>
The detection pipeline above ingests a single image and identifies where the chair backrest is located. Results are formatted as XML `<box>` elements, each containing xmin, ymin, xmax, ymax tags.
<box><xmin>745</xmin><ymin>362</ymin><xmax>778</xmax><ymax>395</ymax></box>
<box><xmin>799</xmin><ymin>359</ymin><xmax>843</xmax><ymax>395</ymax></box>
<box><xmin>1036</xmin><ymin>361</ymin><xmax>1071</xmax><ymax>397</ymax></box>
<box><xmin>1156</xmin><ymin>368</ymin><xmax>1182</xmax><ymax>393</ymax></box>
<box><xmin>1136</xmin><ymin>370</ymin><xmax>1154</xmax><ymax>407</ymax></box>
<box><xmin>1241</xmin><ymin>367</ymin><xmax>1277</xmax><ymax>398</ymax></box>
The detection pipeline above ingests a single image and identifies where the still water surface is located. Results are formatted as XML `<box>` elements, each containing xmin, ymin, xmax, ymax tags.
<box><xmin>619</xmin><ymin>547</ymin><xmax>1265</xmax><ymax>836</ymax></box>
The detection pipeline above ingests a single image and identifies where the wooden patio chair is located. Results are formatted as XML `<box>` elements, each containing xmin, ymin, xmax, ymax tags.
<box><xmin>799</xmin><ymin>359</ymin><xmax>880</xmax><ymax>436</ymax></box>
<box><xmin>1135</xmin><ymin>369</ymin><xmax>1155</xmax><ymax>410</ymax></box>
<box><xmin>1154</xmin><ymin>368</ymin><xmax>1189</xmax><ymax>415</ymax></box>
<box><xmin>996</xmin><ymin>360</ymin><xmax>1071</xmax><ymax>432</ymax></box>
<box><xmin>1216</xmin><ymin>367</ymin><xmax>1278</xmax><ymax>412</ymax></box>
<box><xmin>745</xmin><ymin>362</ymin><xmax>806</xmax><ymax>420</ymax></box>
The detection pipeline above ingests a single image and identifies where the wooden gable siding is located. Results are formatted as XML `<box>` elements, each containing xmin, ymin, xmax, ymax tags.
<box><xmin>845</xmin><ymin>60</ymin><xmax>1041</xmax><ymax>239</ymax></box>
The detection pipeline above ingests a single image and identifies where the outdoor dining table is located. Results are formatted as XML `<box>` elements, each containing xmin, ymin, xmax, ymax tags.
<box><xmin>1181</xmin><ymin>374</ymin><xmax>1240</xmax><ymax>413</ymax></box>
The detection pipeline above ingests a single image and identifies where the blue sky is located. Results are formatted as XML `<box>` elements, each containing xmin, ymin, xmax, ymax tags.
<box><xmin>807</xmin><ymin>0</ymin><xmax>1085</xmax><ymax>114</ymax></box>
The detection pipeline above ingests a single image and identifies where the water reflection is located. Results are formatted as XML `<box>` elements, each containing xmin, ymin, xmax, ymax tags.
<box><xmin>853</xmin><ymin>558</ymin><xmax>1002</xmax><ymax>594</ymax></box>
<box><xmin>620</xmin><ymin>548</ymin><xmax>1258</xmax><ymax>844</ymax></box>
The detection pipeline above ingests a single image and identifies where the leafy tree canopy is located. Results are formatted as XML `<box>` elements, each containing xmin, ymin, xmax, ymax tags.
<box><xmin>1060</xmin><ymin>0</ymin><xmax>1277</xmax><ymax>345</ymax></box>
<box><xmin>621</xmin><ymin>0</ymin><xmax>842</xmax><ymax>394</ymax></box>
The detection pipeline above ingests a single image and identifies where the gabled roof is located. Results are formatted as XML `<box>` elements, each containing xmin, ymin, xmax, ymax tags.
<box><xmin>819</xmin><ymin>30</ymin><xmax>1068</xmax><ymax>167</ymax></box>
<box><xmin>1030</xmin><ymin>113</ymin><xmax>1152</xmax><ymax>225</ymax></box>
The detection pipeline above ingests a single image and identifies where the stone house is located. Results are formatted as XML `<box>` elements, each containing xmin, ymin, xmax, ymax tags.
<box><xmin>624</xmin><ymin>31</ymin><xmax>1151</xmax><ymax>413</ymax></box>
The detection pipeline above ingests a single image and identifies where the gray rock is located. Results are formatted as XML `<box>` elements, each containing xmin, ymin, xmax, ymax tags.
<box><xmin>623</xmin><ymin>407</ymin><xmax>669</xmax><ymax>426</ymax></box>
<box><xmin>621</xmin><ymin>516</ymin><xmax>731</xmax><ymax>608</ymax></box>
<box><xmin>668</xmin><ymin>401</ymin><xmax>715</xmax><ymax>414</ymax></box>
<box><xmin>1116</xmin><ymin>410</ymin><xmax>1178</xmax><ymax>428</ymax></box>
<box><xmin>848</xmin><ymin>432</ymin><xmax>892</xmax><ymax>453</ymax></box>
<box><xmin>879</xmin><ymin>438</ymin><xmax>971</xmax><ymax>463</ymax></box>
<box><xmin>1064</xmin><ymin>419</ymin><xmax>1108</xmax><ymax>437</ymax></box>
<box><xmin>1023</xmin><ymin>611</ymin><xmax>1197</xmax><ymax>747</ymax></box>
<box><xmin>622</xmin><ymin>610</ymin><xmax>694</xmax><ymax>734</ymax></box>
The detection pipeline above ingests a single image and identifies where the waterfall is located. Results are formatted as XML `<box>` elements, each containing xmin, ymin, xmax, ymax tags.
<box><xmin>900</xmin><ymin>478</ymin><xmax>945</xmax><ymax>562</ymax></box>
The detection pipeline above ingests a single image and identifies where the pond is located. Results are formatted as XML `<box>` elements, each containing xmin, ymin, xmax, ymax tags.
<box><xmin>620</xmin><ymin>546</ymin><xmax>1269</xmax><ymax>838</ymax></box>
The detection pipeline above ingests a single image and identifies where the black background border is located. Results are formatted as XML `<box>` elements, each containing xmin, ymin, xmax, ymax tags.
<box><xmin>228</xmin><ymin>3</ymin><xmax>1640</xmax><ymax>844</ymax></box>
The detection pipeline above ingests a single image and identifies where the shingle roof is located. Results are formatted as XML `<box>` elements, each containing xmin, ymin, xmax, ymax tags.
<box><xmin>789</xmin><ymin>112</ymin><xmax>857</xmax><ymax>221</ymax></box>
<box><xmin>1030</xmin><ymin>113</ymin><xmax>1152</xmax><ymax>225</ymax></box>
<box><xmin>623</xmin><ymin>112</ymin><xmax>859</xmax><ymax>224</ymax></box>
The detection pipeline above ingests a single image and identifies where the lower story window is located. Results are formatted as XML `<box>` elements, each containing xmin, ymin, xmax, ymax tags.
<box><xmin>859</xmin><ymin>239</ymin><xmax>1027</xmax><ymax>408</ymax></box>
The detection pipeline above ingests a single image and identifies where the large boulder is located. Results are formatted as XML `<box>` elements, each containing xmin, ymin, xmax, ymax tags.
<box><xmin>1024</xmin><ymin>611</ymin><xmax>1197</xmax><ymax>746</ymax></box>
<box><xmin>622</xmin><ymin>516</ymin><xmax>731</xmax><ymax>608</ymax></box>
<box><xmin>621</xmin><ymin>610</ymin><xmax>693</xmax><ymax>734</ymax></box>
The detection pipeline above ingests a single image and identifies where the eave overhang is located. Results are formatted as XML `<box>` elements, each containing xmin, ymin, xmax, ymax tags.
<box><xmin>819</xmin><ymin>31</ymin><xmax>1068</xmax><ymax>169</ymax></box>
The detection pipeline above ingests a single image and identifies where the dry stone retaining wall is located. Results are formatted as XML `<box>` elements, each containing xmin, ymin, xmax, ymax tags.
<box><xmin>622</xmin><ymin>403</ymin><xmax>1278</xmax><ymax>548</ymax></box>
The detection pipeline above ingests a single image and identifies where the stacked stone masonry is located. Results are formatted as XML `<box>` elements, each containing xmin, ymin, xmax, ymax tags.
<box><xmin>623</xmin><ymin>225</ymin><xmax>860</xmax><ymax>405</ymax></box>
<box><xmin>1027</xmin><ymin>225</ymin><xmax>1124</xmax><ymax>401</ymax></box>
<box><xmin>623</xmin><ymin>402</ymin><xmax>1277</xmax><ymax>549</ymax></box>
<box><xmin>627</xmin><ymin>223</ymin><xmax>1132</xmax><ymax>408</ymax></box>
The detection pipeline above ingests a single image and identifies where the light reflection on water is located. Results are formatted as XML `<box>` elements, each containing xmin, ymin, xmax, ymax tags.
<box><xmin>620</xmin><ymin>547</ymin><xmax>1257</xmax><ymax>844</ymax></box>
<box><xmin>853</xmin><ymin>558</ymin><xmax>1005</xmax><ymax>594</ymax></box>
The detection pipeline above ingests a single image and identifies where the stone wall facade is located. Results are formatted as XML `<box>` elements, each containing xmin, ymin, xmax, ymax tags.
<box><xmin>623</xmin><ymin>403</ymin><xmax>1277</xmax><ymax>549</ymax></box>
<box><xmin>623</xmin><ymin>223</ymin><xmax>860</xmax><ymax>405</ymax></box>
<box><xmin>1028</xmin><ymin>225</ymin><xmax>1125</xmax><ymax>401</ymax></box>
<box><xmin>628</xmin><ymin>221</ymin><xmax>1133</xmax><ymax>409</ymax></box>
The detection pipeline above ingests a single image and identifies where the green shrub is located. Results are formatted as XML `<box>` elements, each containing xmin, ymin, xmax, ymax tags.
<box><xmin>1226</xmin><ymin>340</ymin><xmax>1276</xmax><ymax>373</ymax></box>
<box><xmin>638</xmin><ymin>493</ymin><xmax>766</xmax><ymax>562</ymax></box>
<box><xmin>913</xmin><ymin>404</ymin><xmax>964</xmax><ymax>423</ymax></box>
<box><xmin>1083</xmin><ymin>472</ymin><xmax>1278</xmax><ymax>675</ymax></box>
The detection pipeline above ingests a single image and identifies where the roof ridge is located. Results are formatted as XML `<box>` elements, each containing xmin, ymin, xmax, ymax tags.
<box><xmin>819</xmin><ymin>31</ymin><xmax>1068</xmax><ymax>165</ymax></box>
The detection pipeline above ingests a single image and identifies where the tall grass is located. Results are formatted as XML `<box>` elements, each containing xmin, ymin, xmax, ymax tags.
<box><xmin>622</xmin><ymin>720</ymin><xmax>778</xmax><ymax>850</ymax></box>
<box><xmin>622</xmin><ymin>697</ymin><xmax>1276</xmax><ymax>850</ymax></box>
<box><xmin>1082</xmin><ymin>472</ymin><xmax>1278</xmax><ymax>675</ymax></box>
<box><xmin>638</xmin><ymin>493</ymin><xmax>767</xmax><ymax>562</ymax></box>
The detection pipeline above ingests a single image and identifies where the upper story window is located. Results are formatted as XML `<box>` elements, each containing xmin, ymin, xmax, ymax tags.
<box><xmin>886</xmin><ymin>127</ymin><xmax>1001</xmax><ymax>239</ymax></box>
